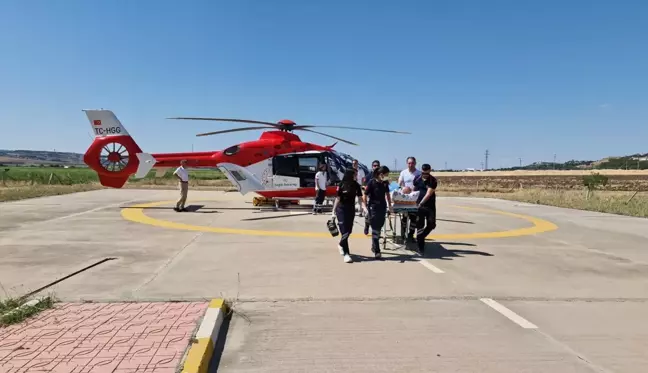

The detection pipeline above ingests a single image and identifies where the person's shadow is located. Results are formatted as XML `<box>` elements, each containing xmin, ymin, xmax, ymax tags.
<box><xmin>421</xmin><ymin>241</ymin><xmax>493</xmax><ymax>260</ymax></box>
<box><xmin>351</xmin><ymin>241</ymin><xmax>493</xmax><ymax>263</ymax></box>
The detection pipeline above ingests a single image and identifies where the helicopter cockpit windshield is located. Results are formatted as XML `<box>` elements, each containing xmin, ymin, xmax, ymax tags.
<box><xmin>327</xmin><ymin>150</ymin><xmax>369</xmax><ymax>185</ymax></box>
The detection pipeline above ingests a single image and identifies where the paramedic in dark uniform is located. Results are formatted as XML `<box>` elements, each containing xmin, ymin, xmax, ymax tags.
<box><xmin>413</xmin><ymin>163</ymin><xmax>438</xmax><ymax>254</ymax></box>
<box><xmin>363</xmin><ymin>166</ymin><xmax>394</xmax><ymax>259</ymax></box>
<box><xmin>352</xmin><ymin>159</ymin><xmax>364</xmax><ymax>216</ymax></box>
<box><xmin>363</xmin><ymin>160</ymin><xmax>382</xmax><ymax>235</ymax></box>
<box><xmin>332</xmin><ymin>169</ymin><xmax>367</xmax><ymax>263</ymax></box>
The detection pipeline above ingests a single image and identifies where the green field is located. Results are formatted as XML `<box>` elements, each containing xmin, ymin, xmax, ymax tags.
<box><xmin>0</xmin><ymin>166</ymin><xmax>226</xmax><ymax>185</ymax></box>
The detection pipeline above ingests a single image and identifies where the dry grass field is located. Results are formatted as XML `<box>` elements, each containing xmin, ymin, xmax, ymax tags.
<box><xmin>442</xmin><ymin>189</ymin><xmax>648</xmax><ymax>218</ymax></box>
<box><xmin>0</xmin><ymin>184</ymin><xmax>103</xmax><ymax>202</ymax></box>
<box><xmin>434</xmin><ymin>169</ymin><xmax>648</xmax><ymax>177</ymax></box>
<box><xmin>433</xmin><ymin>170</ymin><xmax>648</xmax><ymax>192</ymax></box>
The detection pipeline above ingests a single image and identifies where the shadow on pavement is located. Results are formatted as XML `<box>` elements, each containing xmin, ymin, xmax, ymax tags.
<box><xmin>208</xmin><ymin>311</ymin><xmax>233</xmax><ymax>373</ymax></box>
<box><xmin>241</xmin><ymin>212</ymin><xmax>314</xmax><ymax>221</ymax></box>
<box><xmin>423</xmin><ymin>241</ymin><xmax>493</xmax><ymax>260</ymax></box>
<box><xmin>350</xmin><ymin>241</ymin><xmax>492</xmax><ymax>263</ymax></box>
<box><xmin>437</xmin><ymin>218</ymin><xmax>475</xmax><ymax>224</ymax></box>
<box><xmin>352</xmin><ymin>252</ymin><xmax>421</xmax><ymax>263</ymax></box>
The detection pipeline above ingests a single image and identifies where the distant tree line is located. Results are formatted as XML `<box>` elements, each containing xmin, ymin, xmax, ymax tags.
<box><xmin>496</xmin><ymin>157</ymin><xmax>648</xmax><ymax>171</ymax></box>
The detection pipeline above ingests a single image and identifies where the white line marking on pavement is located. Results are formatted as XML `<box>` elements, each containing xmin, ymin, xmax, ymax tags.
<box><xmin>13</xmin><ymin>198</ymin><xmax>145</xmax><ymax>231</ymax></box>
<box><xmin>480</xmin><ymin>298</ymin><xmax>538</xmax><ymax>329</ymax></box>
<box><xmin>48</xmin><ymin>198</ymin><xmax>142</xmax><ymax>222</ymax></box>
<box><xmin>417</xmin><ymin>259</ymin><xmax>445</xmax><ymax>273</ymax></box>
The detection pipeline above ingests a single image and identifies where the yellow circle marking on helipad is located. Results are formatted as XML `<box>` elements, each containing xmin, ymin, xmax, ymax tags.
<box><xmin>121</xmin><ymin>200</ymin><xmax>558</xmax><ymax>240</ymax></box>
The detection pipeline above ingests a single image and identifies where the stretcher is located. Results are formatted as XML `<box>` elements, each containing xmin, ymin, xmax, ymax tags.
<box><xmin>375</xmin><ymin>188</ymin><xmax>422</xmax><ymax>251</ymax></box>
<box><xmin>379</xmin><ymin>205</ymin><xmax>419</xmax><ymax>251</ymax></box>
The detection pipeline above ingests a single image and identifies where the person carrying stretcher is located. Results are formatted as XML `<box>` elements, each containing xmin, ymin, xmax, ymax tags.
<box><xmin>362</xmin><ymin>165</ymin><xmax>393</xmax><ymax>259</ymax></box>
<box><xmin>412</xmin><ymin>163</ymin><xmax>437</xmax><ymax>254</ymax></box>
<box><xmin>364</xmin><ymin>160</ymin><xmax>382</xmax><ymax>235</ymax></box>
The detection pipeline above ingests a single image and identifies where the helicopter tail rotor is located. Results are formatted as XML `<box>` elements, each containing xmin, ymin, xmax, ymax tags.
<box><xmin>82</xmin><ymin>109</ymin><xmax>157</xmax><ymax>188</ymax></box>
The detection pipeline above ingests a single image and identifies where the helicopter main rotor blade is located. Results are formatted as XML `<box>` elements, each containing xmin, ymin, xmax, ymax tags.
<box><xmin>169</xmin><ymin>117</ymin><xmax>281</xmax><ymax>128</ymax></box>
<box><xmin>196</xmin><ymin>126</ymin><xmax>271</xmax><ymax>137</ymax></box>
<box><xmin>297</xmin><ymin>128</ymin><xmax>358</xmax><ymax>146</ymax></box>
<box><xmin>294</xmin><ymin>125</ymin><xmax>411</xmax><ymax>134</ymax></box>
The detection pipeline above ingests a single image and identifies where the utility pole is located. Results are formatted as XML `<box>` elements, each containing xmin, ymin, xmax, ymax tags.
<box><xmin>484</xmin><ymin>150</ymin><xmax>489</xmax><ymax>171</ymax></box>
<box><xmin>553</xmin><ymin>153</ymin><xmax>557</xmax><ymax>169</ymax></box>
<box><xmin>445</xmin><ymin>161</ymin><xmax>448</xmax><ymax>170</ymax></box>
<box><xmin>519</xmin><ymin>157</ymin><xmax>522</xmax><ymax>167</ymax></box>
<box><xmin>394</xmin><ymin>158</ymin><xmax>397</xmax><ymax>172</ymax></box>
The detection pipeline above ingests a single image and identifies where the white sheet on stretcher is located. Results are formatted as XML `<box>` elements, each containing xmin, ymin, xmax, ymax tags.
<box><xmin>390</xmin><ymin>189</ymin><xmax>420</xmax><ymax>209</ymax></box>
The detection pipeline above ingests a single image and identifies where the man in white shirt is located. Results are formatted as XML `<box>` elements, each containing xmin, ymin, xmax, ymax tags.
<box><xmin>398</xmin><ymin>156</ymin><xmax>422</xmax><ymax>190</ymax></box>
<box><xmin>398</xmin><ymin>156</ymin><xmax>421</xmax><ymax>241</ymax></box>
<box><xmin>173</xmin><ymin>160</ymin><xmax>189</xmax><ymax>212</ymax></box>
<box><xmin>313</xmin><ymin>163</ymin><xmax>328</xmax><ymax>214</ymax></box>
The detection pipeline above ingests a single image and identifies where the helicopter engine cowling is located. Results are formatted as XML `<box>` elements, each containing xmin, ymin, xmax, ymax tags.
<box><xmin>83</xmin><ymin>135</ymin><xmax>143</xmax><ymax>188</ymax></box>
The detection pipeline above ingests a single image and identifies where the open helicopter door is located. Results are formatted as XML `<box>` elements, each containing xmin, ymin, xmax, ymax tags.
<box><xmin>217</xmin><ymin>163</ymin><xmax>264</xmax><ymax>195</ymax></box>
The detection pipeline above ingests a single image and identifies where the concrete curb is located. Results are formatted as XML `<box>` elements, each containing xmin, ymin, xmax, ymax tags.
<box><xmin>181</xmin><ymin>299</ymin><xmax>228</xmax><ymax>373</ymax></box>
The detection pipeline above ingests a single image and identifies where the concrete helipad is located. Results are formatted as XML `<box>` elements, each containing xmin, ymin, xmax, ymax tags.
<box><xmin>1</xmin><ymin>189</ymin><xmax>648</xmax><ymax>372</ymax></box>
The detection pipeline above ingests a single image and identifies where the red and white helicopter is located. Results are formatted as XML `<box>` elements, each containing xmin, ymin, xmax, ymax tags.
<box><xmin>82</xmin><ymin>109</ymin><xmax>410</xmax><ymax>203</ymax></box>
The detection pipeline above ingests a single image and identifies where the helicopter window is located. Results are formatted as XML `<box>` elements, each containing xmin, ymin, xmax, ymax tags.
<box><xmin>224</xmin><ymin>145</ymin><xmax>239</xmax><ymax>156</ymax></box>
<box><xmin>298</xmin><ymin>157</ymin><xmax>318</xmax><ymax>172</ymax></box>
<box><xmin>273</xmin><ymin>155</ymin><xmax>299</xmax><ymax>176</ymax></box>
<box><xmin>230</xmin><ymin>170</ymin><xmax>246</xmax><ymax>181</ymax></box>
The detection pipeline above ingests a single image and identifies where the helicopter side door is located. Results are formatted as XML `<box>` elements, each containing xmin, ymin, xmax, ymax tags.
<box><xmin>296</xmin><ymin>155</ymin><xmax>321</xmax><ymax>188</ymax></box>
<box><xmin>271</xmin><ymin>154</ymin><xmax>300</xmax><ymax>189</ymax></box>
<box><xmin>272</xmin><ymin>153</ymin><xmax>325</xmax><ymax>188</ymax></box>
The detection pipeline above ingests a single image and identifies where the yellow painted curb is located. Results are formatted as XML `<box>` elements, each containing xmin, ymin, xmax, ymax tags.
<box><xmin>182</xmin><ymin>338</ymin><xmax>213</xmax><ymax>373</ymax></box>
<box><xmin>181</xmin><ymin>298</ymin><xmax>228</xmax><ymax>373</ymax></box>
<box><xmin>122</xmin><ymin>200</ymin><xmax>559</xmax><ymax>240</ymax></box>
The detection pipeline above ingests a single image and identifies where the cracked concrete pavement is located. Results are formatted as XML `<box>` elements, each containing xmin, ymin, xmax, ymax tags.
<box><xmin>1</xmin><ymin>189</ymin><xmax>647</xmax><ymax>372</ymax></box>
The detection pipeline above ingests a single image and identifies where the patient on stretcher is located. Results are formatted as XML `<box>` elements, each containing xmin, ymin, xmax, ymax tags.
<box><xmin>390</xmin><ymin>185</ymin><xmax>420</xmax><ymax>207</ymax></box>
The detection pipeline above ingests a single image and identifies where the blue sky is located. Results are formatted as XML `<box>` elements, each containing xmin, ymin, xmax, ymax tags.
<box><xmin>1</xmin><ymin>0</ymin><xmax>647</xmax><ymax>170</ymax></box>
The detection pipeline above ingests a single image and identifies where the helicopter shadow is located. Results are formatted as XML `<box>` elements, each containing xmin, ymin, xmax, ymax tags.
<box><xmin>241</xmin><ymin>212</ymin><xmax>314</xmax><ymax>221</ymax></box>
<box><xmin>437</xmin><ymin>218</ymin><xmax>474</xmax><ymax>225</ymax></box>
